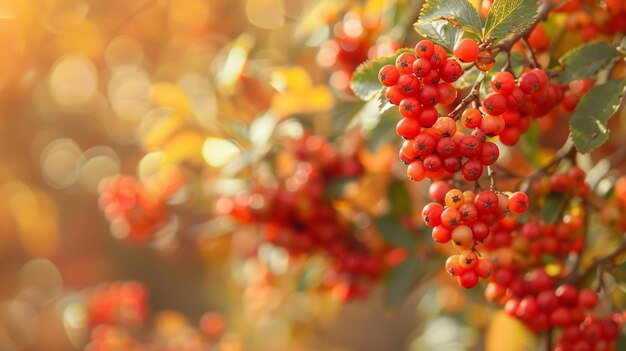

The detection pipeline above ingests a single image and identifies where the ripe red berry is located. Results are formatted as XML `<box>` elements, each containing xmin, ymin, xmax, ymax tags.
<box><xmin>415</xmin><ymin>40</ymin><xmax>434</xmax><ymax>59</ymax></box>
<box><xmin>482</xmin><ymin>92</ymin><xmax>507</xmax><ymax>116</ymax></box>
<box><xmin>422</xmin><ymin>202</ymin><xmax>444</xmax><ymax>227</ymax></box>
<box><xmin>436</xmin><ymin>137</ymin><xmax>457</xmax><ymax>157</ymax></box>
<box><xmin>475</xmin><ymin>257</ymin><xmax>494</xmax><ymax>278</ymax></box>
<box><xmin>445</xmin><ymin>255</ymin><xmax>464</xmax><ymax>275</ymax></box>
<box><xmin>481</xmin><ymin>115</ymin><xmax>505</xmax><ymax>136</ymax></box>
<box><xmin>397</xmin><ymin>74</ymin><xmax>420</xmax><ymax>96</ymax></box>
<box><xmin>453</xmin><ymin>38</ymin><xmax>480</xmax><ymax>63</ymax></box>
<box><xmin>508</xmin><ymin>192</ymin><xmax>529</xmax><ymax>213</ymax></box>
<box><xmin>413</xmin><ymin>133</ymin><xmax>437</xmax><ymax>157</ymax></box>
<box><xmin>479</xmin><ymin>142</ymin><xmax>499</xmax><ymax>165</ymax></box>
<box><xmin>423</xmin><ymin>154</ymin><xmax>443</xmax><ymax>172</ymax></box>
<box><xmin>458</xmin><ymin>135</ymin><xmax>482</xmax><ymax>159</ymax></box>
<box><xmin>578</xmin><ymin>289</ymin><xmax>598</xmax><ymax>309</ymax></box>
<box><xmin>441</xmin><ymin>207</ymin><xmax>462</xmax><ymax>229</ymax></box>
<box><xmin>462</xmin><ymin>108</ymin><xmax>482</xmax><ymax>129</ymax></box>
<box><xmin>491</xmin><ymin>71</ymin><xmax>516</xmax><ymax>95</ymax></box>
<box><xmin>499</xmin><ymin>127</ymin><xmax>521</xmax><ymax>145</ymax></box>
<box><xmin>437</xmin><ymin>82</ymin><xmax>457</xmax><ymax>105</ymax></box>
<box><xmin>461</xmin><ymin>159</ymin><xmax>483</xmax><ymax>181</ymax></box>
<box><xmin>430</xmin><ymin>45</ymin><xmax>447</xmax><ymax>68</ymax></box>
<box><xmin>432</xmin><ymin>225</ymin><xmax>452</xmax><ymax>243</ymax></box>
<box><xmin>395</xmin><ymin>52</ymin><xmax>417</xmax><ymax>74</ymax></box>
<box><xmin>407</xmin><ymin>160</ymin><xmax>426</xmax><ymax>181</ymax></box>
<box><xmin>519</xmin><ymin>71</ymin><xmax>541</xmax><ymax>94</ymax></box>
<box><xmin>418</xmin><ymin>107</ymin><xmax>438</xmax><ymax>127</ymax></box>
<box><xmin>413</xmin><ymin>58</ymin><xmax>432</xmax><ymax>77</ymax></box>
<box><xmin>399</xmin><ymin>97</ymin><xmax>421</xmax><ymax>118</ymax></box>
<box><xmin>378</xmin><ymin>65</ymin><xmax>400</xmax><ymax>87</ymax></box>
<box><xmin>458</xmin><ymin>269</ymin><xmax>479</xmax><ymax>288</ymax></box>
<box><xmin>439</xmin><ymin>59</ymin><xmax>463</xmax><ymax>83</ymax></box>
<box><xmin>444</xmin><ymin>189</ymin><xmax>465</xmax><ymax>209</ymax></box>
<box><xmin>396</xmin><ymin>117</ymin><xmax>421</xmax><ymax>139</ymax></box>
<box><xmin>475</xmin><ymin>190</ymin><xmax>498</xmax><ymax>213</ymax></box>
<box><xmin>458</xmin><ymin>250</ymin><xmax>478</xmax><ymax>269</ymax></box>
<box><xmin>418</xmin><ymin>84</ymin><xmax>439</xmax><ymax>107</ymax></box>
<box><xmin>386</xmin><ymin>85</ymin><xmax>404</xmax><ymax>105</ymax></box>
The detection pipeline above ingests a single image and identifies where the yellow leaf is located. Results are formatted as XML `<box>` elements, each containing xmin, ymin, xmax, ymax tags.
<box><xmin>150</xmin><ymin>82</ymin><xmax>192</xmax><ymax>115</ymax></box>
<box><xmin>271</xmin><ymin>86</ymin><xmax>334</xmax><ymax>119</ymax></box>
<box><xmin>486</xmin><ymin>311</ymin><xmax>537</xmax><ymax>351</ymax></box>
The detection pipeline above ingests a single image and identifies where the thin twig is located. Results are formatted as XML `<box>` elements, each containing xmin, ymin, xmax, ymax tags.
<box><xmin>567</xmin><ymin>237</ymin><xmax>626</xmax><ymax>284</ymax></box>
<box><xmin>448</xmin><ymin>74</ymin><xmax>485</xmax><ymax>120</ymax></box>
<box><xmin>521</xmin><ymin>38</ymin><xmax>541</xmax><ymax>69</ymax></box>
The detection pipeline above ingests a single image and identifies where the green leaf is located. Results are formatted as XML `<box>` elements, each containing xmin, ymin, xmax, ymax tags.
<box><xmin>350</xmin><ymin>48</ymin><xmax>413</xmax><ymax>101</ymax></box>
<box><xmin>540</xmin><ymin>193</ymin><xmax>566</xmax><ymax>224</ymax></box>
<box><xmin>557</xmin><ymin>42</ymin><xmax>621</xmax><ymax>83</ymax></box>
<box><xmin>378</xmin><ymin>87</ymin><xmax>394</xmax><ymax>114</ymax></box>
<box><xmin>414</xmin><ymin>21</ymin><xmax>463</xmax><ymax>53</ymax></box>
<box><xmin>484</xmin><ymin>0</ymin><xmax>539</xmax><ymax>40</ymax></box>
<box><xmin>570</xmin><ymin>79</ymin><xmax>626</xmax><ymax>153</ymax></box>
<box><xmin>384</xmin><ymin>255</ymin><xmax>420</xmax><ymax>308</ymax></box>
<box><xmin>388</xmin><ymin>180</ymin><xmax>412</xmax><ymax>219</ymax></box>
<box><xmin>373</xmin><ymin>214</ymin><xmax>417</xmax><ymax>249</ymax></box>
<box><xmin>415</xmin><ymin>0</ymin><xmax>483</xmax><ymax>41</ymax></box>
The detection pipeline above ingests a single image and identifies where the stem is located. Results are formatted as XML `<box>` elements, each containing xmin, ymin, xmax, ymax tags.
<box><xmin>521</xmin><ymin>144</ymin><xmax>576</xmax><ymax>194</ymax></box>
<box><xmin>567</xmin><ymin>237</ymin><xmax>626</xmax><ymax>284</ymax></box>
<box><xmin>521</xmin><ymin>37</ymin><xmax>541</xmax><ymax>69</ymax></box>
<box><xmin>540</xmin><ymin>329</ymin><xmax>553</xmax><ymax>351</ymax></box>
<box><xmin>487</xmin><ymin>166</ymin><xmax>496</xmax><ymax>191</ymax></box>
<box><xmin>449</xmin><ymin>74</ymin><xmax>485</xmax><ymax>120</ymax></box>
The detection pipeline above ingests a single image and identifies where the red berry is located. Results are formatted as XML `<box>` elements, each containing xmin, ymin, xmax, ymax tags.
<box><xmin>519</xmin><ymin>71</ymin><xmax>541</xmax><ymax>94</ymax></box>
<box><xmin>399</xmin><ymin>97</ymin><xmax>421</xmax><ymax>118</ymax></box>
<box><xmin>418</xmin><ymin>84</ymin><xmax>439</xmax><ymax>107</ymax></box>
<box><xmin>386</xmin><ymin>85</ymin><xmax>404</xmax><ymax>105</ymax></box>
<box><xmin>479</xmin><ymin>142</ymin><xmax>499</xmax><ymax>165</ymax></box>
<box><xmin>462</xmin><ymin>108</ymin><xmax>482</xmax><ymax>129</ymax></box>
<box><xmin>482</xmin><ymin>92</ymin><xmax>507</xmax><ymax>116</ymax></box>
<box><xmin>458</xmin><ymin>270</ymin><xmax>479</xmax><ymax>288</ymax></box>
<box><xmin>395</xmin><ymin>52</ymin><xmax>417</xmax><ymax>74</ymax></box>
<box><xmin>474</xmin><ymin>191</ymin><xmax>498</xmax><ymax>213</ymax></box>
<box><xmin>437</xmin><ymin>82</ymin><xmax>457</xmax><ymax>105</ymax></box>
<box><xmin>418</xmin><ymin>107</ymin><xmax>438</xmax><ymax>127</ymax></box>
<box><xmin>397</xmin><ymin>74</ymin><xmax>421</xmax><ymax>96</ymax></box>
<box><xmin>475</xmin><ymin>257</ymin><xmax>494</xmax><ymax>278</ymax></box>
<box><xmin>453</xmin><ymin>38</ymin><xmax>479</xmax><ymax>63</ymax></box>
<box><xmin>430</xmin><ymin>45</ymin><xmax>447</xmax><ymax>68</ymax></box>
<box><xmin>422</xmin><ymin>202</ymin><xmax>444</xmax><ymax>227</ymax></box>
<box><xmin>491</xmin><ymin>71</ymin><xmax>515</xmax><ymax>95</ymax></box>
<box><xmin>458</xmin><ymin>250</ymin><xmax>478</xmax><ymax>269</ymax></box>
<box><xmin>458</xmin><ymin>135</ymin><xmax>482</xmax><ymax>159</ymax></box>
<box><xmin>432</xmin><ymin>225</ymin><xmax>452</xmax><ymax>243</ymax></box>
<box><xmin>407</xmin><ymin>160</ymin><xmax>426</xmax><ymax>181</ymax></box>
<box><xmin>413</xmin><ymin>58</ymin><xmax>432</xmax><ymax>77</ymax></box>
<box><xmin>578</xmin><ymin>288</ymin><xmax>598</xmax><ymax>309</ymax></box>
<box><xmin>413</xmin><ymin>133</ymin><xmax>437</xmax><ymax>157</ymax></box>
<box><xmin>441</xmin><ymin>207</ymin><xmax>462</xmax><ymax>229</ymax></box>
<box><xmin>445</xmin><ymin>255</ymin><xmax>464</xmax><ymax>275</ymax></box>
<box><xmin>508</xmin><ymin>192</ymin><xmax>529</xmax><ymax>213</ymax></box>
<box><xmin>378</xmin><ymin>65</ymin><xmax>400</xmax><ymax>87</ymax></box>
<box><xmin>396</xmin><ymin>117</ymin><xmax>421</xmax><ymax>139</ymax></box>
<box><xmin>462</xmin><ymin>159</ymin><xmax>484</xmax><ymax>181</ymax></box>
<box><xmin>475</xmin><ymin>50</ymin><xmax>495</xmax><ymax>71</ymax></box>
<box><xmin>439</xmin><ymin>59</ymin><xmax>463</xmax><ymax>83</ymax></box>
<box><xmin>436</xmin><ymin>137</ymin><xmax>457</xmax><ymax>157</ymax></box>
<box><xmin>415</xmin><ymin>40</ymin><xmax>434</xmax><ymax>59</ymax></box>
<box><xmin>481</xmin><ymin>115</ymin><xmax>505</xmax><ymax>136</ymax></box>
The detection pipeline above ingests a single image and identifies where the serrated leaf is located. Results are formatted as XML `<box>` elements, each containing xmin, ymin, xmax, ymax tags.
<box><xmin>557</xmin><ymin>42</ymin><xmax>621</xmax><ymax>83</ymax></box>
<box><xmin>484</xmin><ymin>0</ymin><xmax>539</xmax><ymax>40</ymax></box>
<box><xmin>378</xmin><ymin>87</ymin><xmax>394</xmax><ymax>113</ymax></box>
<box><xmin>350</xmin><ymin>48</ymin><xmax>414</xmax><ymax>101</ymax></box>
<box><xmin>541</xmin><ymin>193</ymin><xmax>566</xmax><ymax>224</ymax></box>
<box><xmin>570</xmin><ymin>79</ymin><xmax>626</xmax><ymax>153</ymax></box>
<box><xmin>384</xmin><ymin>255</ymin><xmax>420</xmax><ymax>308</ymax></box>
<box><xmin>373</xmin><ymin>214</ymin><xmax>417</xmax><ymax>249</ymax></box>
<box><xmin>388</xmin><ymin>180</ymin><xmax>412</xmax><ymax>219</ymax></box>
<box><xmin>415</xmin><ymin>0</ymin><xmax>483</xmax><ymax>36</ymax></box>
<box><xmin>414</xmin><ymin>21</ymin><xmax>463</xmax><ymax>52</ymax></box>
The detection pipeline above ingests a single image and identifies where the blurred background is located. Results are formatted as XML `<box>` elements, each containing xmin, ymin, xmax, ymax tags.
<box><xmin>2</xmin><ymin>0</ymin><xmax>624</xmax><ymax>350</ymax></box>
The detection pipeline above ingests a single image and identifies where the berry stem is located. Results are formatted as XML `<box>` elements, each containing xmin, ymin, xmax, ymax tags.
<box><xmin>448</xmin><ymin>74</ymin><xmax>485</xmax><ymax>120</ymax></box>
<box><xmin>487</xmin><ymin>166</ymin><xmax>496</xmax><ymax>191</ymax></box>
<box><xmin>567</xmin><ymin>237</ymin><xmax>626</xmax><ymax>284</ymax></box>
<box><xmin>521</xmin><ymin>38</ymin><xmax>541</xmax><ymax>69</ymax></box>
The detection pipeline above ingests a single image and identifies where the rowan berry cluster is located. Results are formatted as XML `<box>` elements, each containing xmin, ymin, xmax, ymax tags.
<box><xmin>219</xmin><ymin>133</ymin><xmax>382</xmax><ymax>300</ymax></box>
<box><xmin>558</xmin><ymin>0</ymin><xmax>626</xmax><ymax>42</ymax></box>
<box><xmin>86</xmin><ymin>281</ymin><xmax>149</xmax><ymax>328</ymax></box>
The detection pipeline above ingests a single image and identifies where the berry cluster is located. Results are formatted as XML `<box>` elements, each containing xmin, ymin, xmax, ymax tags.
<box><xmin>86</xmin><ymin>281</ymin><xmax>149</xmax><ymax>328</ymax></box>
<box><xmin>555</xmin><ymin>313</ymin><xmax>624</xmax><ymax>351</ymax></box>
<box><xmin>98</xmin><ymin>175</ymin><xmax>169</xmax><ymax>243</ymax></box>
<box><xmin>422</xmin><ymin>182</ymin><xmax>529</xmax><ymax>288</ymax></box>
<box><xmin>318</xmin><ymin>10</ymin><xmax>399</xmax><ymax>92</ymax></box>
<box><xmin>218</xmin><ymin>133</ymin><xmax>382</xmax><ymax>300</ymax></box>
<box><xmin>558</xmin><ymin>0</ymin><xmax>626</xmax><ymax>42</ymax></box>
